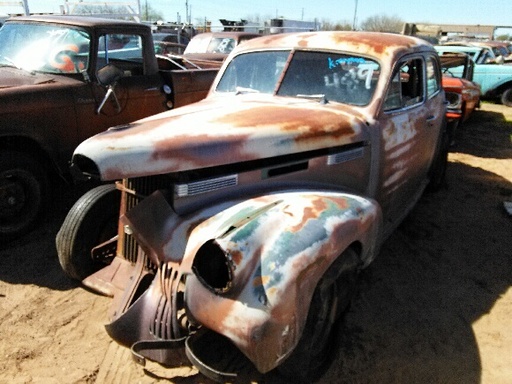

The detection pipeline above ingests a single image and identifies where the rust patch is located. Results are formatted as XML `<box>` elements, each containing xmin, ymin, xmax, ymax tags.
<box><xmin>328</xmin><ymin>32</ymin><xmax>417</xmax><ymax>56</ymax></box>
<box><xmin>331</xmin><ymin>196</ymin><xmax>350</xmax><ymax>211</ymax></box>
<box><xmin>230</xmin><ymin>249</ymin><xmax>243</xmax><ymax>265</ymax></box>
<box><xmin>215</xmin><ymin>106</ymin><xmax>355</xmax><ymax>141</ymax></box>
<box><xmin>253</xmin><ymin>275</ymin><xmax>270</xmax><ymax>288</ymax></box>
<box><xmin>286</xmin><ymin>197</ymin><xmax>329</xmax><ymax>233</ymax></box>
<box><xmin>150</xmin><ymin>131</ymin><xmax>252</xmax><ymax>165</ymax></box>
<box><xmin>297</xmin><ymin>38</ymin><xmax>309</xmax><ymax>47</ymax></box>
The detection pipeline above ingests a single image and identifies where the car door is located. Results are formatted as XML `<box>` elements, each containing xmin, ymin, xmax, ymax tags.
<box><xmin>73</xmin><ymin>32</ymin><xmax>167</xmax><ymax>145</ymax></box>
<box><xmin>376</xmin><ymin>53</ymin><xmax>444</xmax><ymax>228</ymax></box>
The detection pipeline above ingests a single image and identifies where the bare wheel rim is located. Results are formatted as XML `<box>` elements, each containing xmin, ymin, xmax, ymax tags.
<box><xmin>0</xmin><ymin>168</ymin><xmax>41</xmax><ymax>233</ymax></box>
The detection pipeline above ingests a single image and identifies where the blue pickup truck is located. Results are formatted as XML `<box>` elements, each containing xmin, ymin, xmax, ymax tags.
<box><xmin>435</xmin><ymin>45</ymin><xmax>512</xmax><ymax>107</ymax></box>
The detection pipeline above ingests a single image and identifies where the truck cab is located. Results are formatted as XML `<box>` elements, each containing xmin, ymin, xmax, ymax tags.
<box><xmin>0</xmin><ymin>16</ymin><xmax>217</xmax><ymax>240</ymax></box>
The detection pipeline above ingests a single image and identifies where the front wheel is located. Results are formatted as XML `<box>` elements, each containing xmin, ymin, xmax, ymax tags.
<box><xmin>56</xmin><ymin>184</ymin><xmax>120</xmax><ymax>281</ymax></box>
<box><xmin>0</xmin><ymin>150</ymin><xmax>48</xmax><ymax>241</ymax></box>
<box><xmin>501</xmin><ymin>88</ymin><xmax>512</xmax><ymax>107</ymax></box>
<box><xmin>277</xmin><ymin>248</ymin><xmax>360</xmax><ymax>383</ymax></box>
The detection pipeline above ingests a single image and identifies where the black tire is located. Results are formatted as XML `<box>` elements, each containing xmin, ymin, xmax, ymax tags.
<box><xmin>278</xmin><ymin>248</ymin><xmax>360</xmax><ymax>383</ymax></box>
<box><xmin>0</xmin><ymin>150</ymin><xmax>48</xmax><ymax>241</ymax></box>
<box><xmin>56</xmin><ymin>184</ymin><xmax>120</xmax><ymax>281</ymax></box>
<box><xmin>501</xmin><ymin>88</ymin><xmax>512</xmax><ymax>107</ymax></box>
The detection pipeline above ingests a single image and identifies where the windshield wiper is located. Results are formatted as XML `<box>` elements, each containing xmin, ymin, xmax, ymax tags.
<box><xmin>235</xmin><ymin>86</ymin><xmax>260</xmax><ymax>95</ymax></box>
<box><xmin>0</xmin><ymin>55</ymin><xmax>38</xmax><ymax>74</ymax></box>
<box><xmin>0</xmin><ymin>55</ymin><xmax>21</xmax><ymax>69</ymax></box>
<box><xmin>296</xmin><ymin>94</ymin><xmax>329</xmax><ymax>104</ymax></box>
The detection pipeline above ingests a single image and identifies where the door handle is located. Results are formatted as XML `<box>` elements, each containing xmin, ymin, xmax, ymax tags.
<box><xmin>426</xmin><ymin>115</ymin><xmax>436</xmax><ymax>126</ymax></box>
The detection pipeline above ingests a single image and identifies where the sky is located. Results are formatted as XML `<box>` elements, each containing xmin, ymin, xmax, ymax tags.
<box><xmin>2</xmin><ymin>0</ymin><xmax>511</xmax><ymax>33</ymax></box>
<box><xmin>150</xmin><ymin>0</ymin><xmax>511</xmax><ymax>28</ymax></box>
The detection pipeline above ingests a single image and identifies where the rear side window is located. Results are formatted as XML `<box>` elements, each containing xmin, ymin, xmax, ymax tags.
<box><xmin>426</xmin><ymin>56</ymin><xmax>441</xmax><ymax>98</ymax></box>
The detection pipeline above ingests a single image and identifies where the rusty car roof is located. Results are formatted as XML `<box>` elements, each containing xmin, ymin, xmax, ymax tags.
<box><xmin>232</xmin><ymin>31</ymin><xmax>434</xmax><ymax>60</ymax></box>
<box><xmin>6</xmin><ymin>15</ymin><xmax>146</xmax><ymax>30</ymax></box>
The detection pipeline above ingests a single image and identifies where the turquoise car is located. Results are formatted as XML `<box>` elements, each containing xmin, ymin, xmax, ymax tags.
<box><xmin>435</xmin><ymin>45</ymin><xmax>512</xmax><ymax>107</ymax></box>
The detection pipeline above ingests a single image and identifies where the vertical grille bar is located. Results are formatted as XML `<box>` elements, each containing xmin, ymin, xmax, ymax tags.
<box><xmin>119</xmin><ymin>175</ymin><xmax>172</xmax><ymax>264</ymax></box>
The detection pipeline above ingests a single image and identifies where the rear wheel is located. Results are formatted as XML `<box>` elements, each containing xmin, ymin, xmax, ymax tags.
<box><xmin>501</xmin><ymin>88</ymin><xmax>512</xmax><ymax>107</ymax></box>
<box><xmin>0</xmin><ymin>150</ymin><xmax>48</xmax><ymax>241</ymax></box>
<box><xmin>56</xmin><ymin>184</ymin><xmax>120</xmax><ymax>281</ymax></box>
<box><xmin>278</xmin><ymin>248</ymin><xmax>360</xmax><ymax>383</ymax></box>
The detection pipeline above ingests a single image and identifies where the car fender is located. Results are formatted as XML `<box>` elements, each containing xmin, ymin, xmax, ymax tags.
<box><xmin>182</xmin><ymin>190</ymin><xmax>382</xmax><ymax>373</ymax></box>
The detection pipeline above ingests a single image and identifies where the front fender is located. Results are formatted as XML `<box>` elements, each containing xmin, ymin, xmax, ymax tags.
<box><xmin>183</xmin><ymin>191</ymin><xmax>382</xmax><ymax>373</ymax></box>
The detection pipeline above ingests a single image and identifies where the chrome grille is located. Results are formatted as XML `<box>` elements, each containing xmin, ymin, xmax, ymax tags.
<box><xmin>175</xmin><ymin>174</ymin><xmax>238</xmax><ymax>197</ymax></box>
<box><xmin>327</xmin><ymin>147</ymin><xmax>364</xmax><ymax>165</ymax></box>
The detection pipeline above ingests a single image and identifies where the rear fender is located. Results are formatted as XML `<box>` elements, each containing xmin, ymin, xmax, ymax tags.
<box><xmin>183</xmin><ymin>190</ymin><xmax>382</xmax><ymax>373</ymax></box>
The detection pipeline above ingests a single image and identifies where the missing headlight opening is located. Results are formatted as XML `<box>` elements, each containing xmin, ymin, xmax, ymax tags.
<box><xmin>192</xmin><ymin>240</ymin><xmax>233</xmax><ymax>293</ymax></box>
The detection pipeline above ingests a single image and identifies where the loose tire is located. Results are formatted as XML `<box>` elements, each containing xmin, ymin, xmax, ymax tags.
<box><xmin>56</xmin><ymin>184</ymin><xmax>120</xmax><ymax>281</ymax></box>
<box><xmin>501</xmin><ymin>88</ymin><xmax>512</xmax><ymax>107</ymax></box>
<box><xmin>278</xmin><ymin>248</ymin><xmax>360</xmax><ymax>383</ymax></box>
<box><xmin>0</xmin><ymin>150</ymin><xmax>48</xmax><ymax>241</ymax></box>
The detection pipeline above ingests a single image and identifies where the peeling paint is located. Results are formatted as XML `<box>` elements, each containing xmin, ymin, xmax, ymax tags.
<box><xmin>69</xmin><ymin>30</ymin><xmax>446</xmax><ymax>379</ymax></box>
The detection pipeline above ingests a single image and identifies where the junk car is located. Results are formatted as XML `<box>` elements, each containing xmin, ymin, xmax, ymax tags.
<box><xmin>57</xmin><ymin>31</ymin><xmax>448</xmax><ymax>383</ymax></box>
<box><xmin>435</xmin><ymin>45</ymin><xmax>512</xmax><ymax>107</ymax></box>
<box><xmin>152</xmin><ymin>32</ymin><xmax>190</xmax><ymax>55</ymax></box>
<box><xmin>439</xmin><ymin>52</ymin><xmax>481</xmax><ymax>144</ymax></box>
<box><xmin>0</xmin><ymin>16</ymin><xmax>218</xmax><ymax>240</ymax></box>
<box><xmin>180</xmin><ymin>31</ymin><xmax>261</xmax><ymax>68</ymax></box>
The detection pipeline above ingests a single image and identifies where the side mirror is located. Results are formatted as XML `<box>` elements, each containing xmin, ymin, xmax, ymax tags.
<box><xmin>97</xmin><ymin>63</ymin><xmax>124</xmax><ymax>86</ymax></box>
<box><xmin>96</xmin><ymin>64</ymin><xmax>124</xmax><ymax>114</ymax></box>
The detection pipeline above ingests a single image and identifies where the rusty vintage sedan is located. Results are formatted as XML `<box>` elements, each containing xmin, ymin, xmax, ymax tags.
<box><xmin>57</xmin><ymin>31</ymin><xmax>448</xmax><ymax>382</ymax></box>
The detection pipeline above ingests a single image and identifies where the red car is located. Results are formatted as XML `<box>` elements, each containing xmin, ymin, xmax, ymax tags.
<box><xmin>440</xmin><ymin>52</ymin><xmax>481</xmax><ymax>144</ymax></box>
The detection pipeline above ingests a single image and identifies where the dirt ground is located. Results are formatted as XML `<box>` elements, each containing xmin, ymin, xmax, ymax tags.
<box><xmin>1</xmin><ymin>102</ymin><xmax>511</xmax><ymax>384</ymax></box>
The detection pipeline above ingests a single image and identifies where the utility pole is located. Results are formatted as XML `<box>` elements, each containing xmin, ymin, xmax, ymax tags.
<box><xmin>22</xmin><ymin>0</ymin><xmax>29</xmax><ymax>14</ymax></box>
<box><xmin>185</xmin><ymin>0</ymin><xmax>191</xmax><ymax>24</ymax></box>
<box><xmin>1</xmin><ymin>0</ymin><xmax>30</xmax><ymax>15</ymax></box>
<box><xmin>352</xmin><ymin>0</ymin><xmax>358</xmax><ymax>30</ymax></box>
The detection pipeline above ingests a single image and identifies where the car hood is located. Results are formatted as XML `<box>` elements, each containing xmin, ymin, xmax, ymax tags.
<box><xmin>73</xmin><ymin>94</ymin><xmax>371</xmax><ymax>181</ymax></box>
<box><xmin>442</xmin><ymin>76</ymin><xmax>480</xmax><ymax>92</ymax></box>
<box><xmin>442</xmin><ymin>76</ymin><xmax>465</xmax><ymax>89</ymax></box>
<box><xmin>0</xmin><ymin>66</ymin><xmax>68</xmax><ymax>87</ymax></box>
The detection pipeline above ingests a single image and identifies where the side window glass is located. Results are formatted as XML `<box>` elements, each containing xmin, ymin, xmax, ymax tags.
<box><xmin>97</xmin><ymin>34</ymin><xmax>144</xmax><ymax>75</ymax></box>
<box><xmin>426</xmin><ymin>57</ymin><xmax>440</xmax><ymax>98</ymax></box>
<box><xmin>383</xmin><ymin>70</ymin><xmax>402</xmax><ymax>110</ymax></box>
<box><xmin>384</xmin><ymin>58</ymin><xmax>424</xmax><ymax>110</ymax></box>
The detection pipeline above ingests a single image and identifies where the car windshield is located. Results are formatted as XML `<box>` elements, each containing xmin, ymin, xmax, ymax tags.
<box><xmin>215</xmin><ymin>50</ymin><xmax>380</xmax><ymax>106</ymax></box>
<box><xmin>0</xmin><ymin>22</ymin><xmax>90</xmax><ymax>74</ymax></box>
<box><xmin>185</xmin><ymin>35</ymin><xmax>236</xmax><ymax>55</ymax></box>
